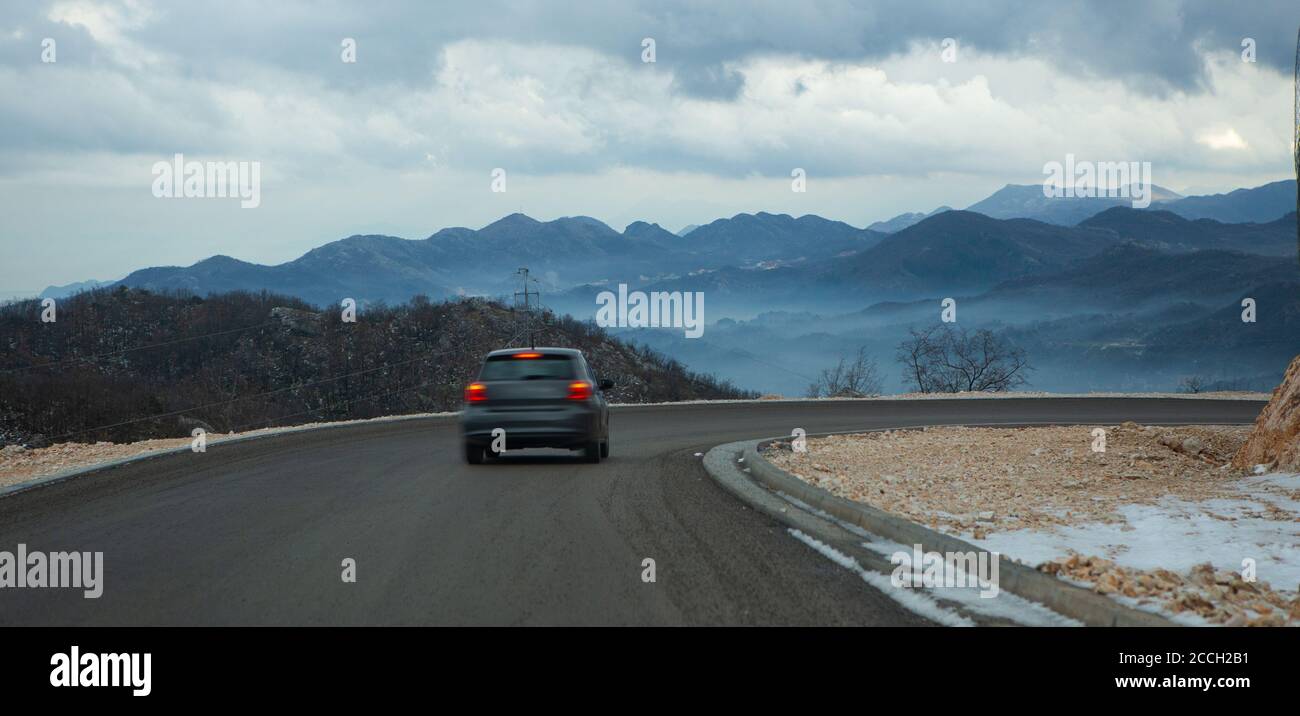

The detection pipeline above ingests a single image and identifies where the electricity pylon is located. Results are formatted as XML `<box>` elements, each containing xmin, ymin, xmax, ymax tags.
<box><xmin>513</xmin><ymin>268</ymin><xmax>541</xmax><ymax>348</ymax></box>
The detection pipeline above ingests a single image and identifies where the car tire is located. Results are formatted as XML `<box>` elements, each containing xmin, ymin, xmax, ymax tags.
<box><xmin>464</xmin><ymin>443</ymin><xmax>485</xmax><ymax>465</ymax></box>
<box><xmin>584</xmin><ymin>440</ymin><xmax>601</xmax><ymax>464</ymax></box>
<box><xmin>599</xmin><ymin>438</ymin><xmax>609</xmax><ymax>459</ymax></box>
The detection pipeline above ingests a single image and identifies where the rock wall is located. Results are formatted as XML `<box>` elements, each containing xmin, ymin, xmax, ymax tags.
<box><xmin>1232</xmin><ymin>354</ymin><xmax>1300</xmax><ymax>472</ymax></box>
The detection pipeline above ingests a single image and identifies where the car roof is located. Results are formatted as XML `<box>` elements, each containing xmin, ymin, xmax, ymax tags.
<box><xmin>485</xmin><ymin>347</ymin><xmax>584</xmax><ymax>358</ymax></box>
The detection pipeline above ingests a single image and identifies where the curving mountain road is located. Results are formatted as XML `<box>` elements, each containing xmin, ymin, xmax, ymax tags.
<box><xmin>0</xmin><ymin>398</ymin><xmax>1264</xmax><ymax>626</ymax></box>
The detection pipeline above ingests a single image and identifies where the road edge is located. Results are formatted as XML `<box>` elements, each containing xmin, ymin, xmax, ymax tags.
<box><xmin>703</xmin><ymin>431</ymin><xmax>1176</xmax><ymax>627</ymax></box>
<box><xmin>0</xmin><ymin>412</ymin><xmax>457</xmax><ymax>500</ymax></box>
<box><xmin>5</xmin><ymin>396</ymin><xmax>1262</xmax><ymax>501</ymax></box>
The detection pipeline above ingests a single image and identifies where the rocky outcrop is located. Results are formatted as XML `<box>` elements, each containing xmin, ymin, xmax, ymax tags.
<box><xmin>1232</xmin><ymin>354</ymin><xmax>1300</xmax><ymax>472</ymax></box>
<box><xmin>271</xmin><ymin>306</ymin><xmax>323</xmax><ymax>336</ymax></box>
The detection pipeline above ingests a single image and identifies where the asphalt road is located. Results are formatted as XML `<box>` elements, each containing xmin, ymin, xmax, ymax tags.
<box><xmin>0</xmin><ymin>398</ymin><xmax>1265</xmax><ymax>626</ymax></box>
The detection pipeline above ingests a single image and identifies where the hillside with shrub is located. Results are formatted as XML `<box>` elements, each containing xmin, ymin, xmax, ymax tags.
<box><xmin>0</xmin><ymin>287</ymin><xmax>754</xmax><ymax>446</ymax></box>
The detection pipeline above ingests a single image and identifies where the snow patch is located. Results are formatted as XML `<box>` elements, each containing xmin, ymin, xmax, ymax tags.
<box><xmin>787</xmin><ymin>528</ymin><xmax>976</xmax><ymax>627</ymax></box>
<box><xmin>859</xmin><ymin>539</ymin><xmax>1081</xmax><ymax>627</ymax></box>
<box><xmin>967</xmin><ymin>473</ymin><xmax>1300</xmax><ymax>594</ymax></box>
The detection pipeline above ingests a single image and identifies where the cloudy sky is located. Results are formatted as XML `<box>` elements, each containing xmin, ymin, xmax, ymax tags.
<box><xmin>1</xmin><ymin>0</ymin><xmax>1297</xmax><ymax>294</ymax></box>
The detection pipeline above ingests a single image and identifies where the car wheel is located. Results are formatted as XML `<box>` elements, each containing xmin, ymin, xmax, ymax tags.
<box><xmin>464</xmin><ymin>443</ymin><xmax>485</xmax><ymax>465</ymax></box>
<box><xmin>599</xmin><ymin>438</ymin><xmax>609</xmax><ymax>459</ymax></box>
<box><xmin>584</xmin><ymin>440</ymin><xmax>601</xmax><ymax>464</ymax></box>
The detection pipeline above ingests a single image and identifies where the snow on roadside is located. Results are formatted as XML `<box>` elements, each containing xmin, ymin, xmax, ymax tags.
<box><xmin>856</xmin><ymin>538</ymin><xmax>1083</xmax><ymax>627</ymax></box>
<box><xmin>968</xmin><ymin>473</ymin><xmax>1300</xmax><ymax>590</ymax></box>
<box><xmin>769</xmin><ymin>426</ymin><xmax>1300</xmax><ymax>625</ymax></box>
<box><xmin>778</xmin><ymin>490</ymin><xmax>1081</xmax><ymax>625</ymax></box>
<box><xmin>964</xmin><ymin>472</ymin><xmax>1300</xmax><ymax>625</ymax></box>
<box><xmin>786</xmin><ymin>528</ymin><xmax>975</xmax><ymax>627</ymax></box>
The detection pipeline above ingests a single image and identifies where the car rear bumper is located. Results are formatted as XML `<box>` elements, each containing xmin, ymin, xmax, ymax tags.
<box><xmin>460</xmin><ymin>403</ymin><xmax>601</xmax><ymax>449</ymax></box>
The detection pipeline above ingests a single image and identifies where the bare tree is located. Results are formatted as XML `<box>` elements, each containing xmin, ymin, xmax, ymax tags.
<box><xmin>895</xmin><ymin>325</ymin><xmax>1031</xmax><ymax>393</ymax></box>
<box><xmin>806</xmin><ymin>347</ymin><xmax>883</xmax><ymax>397</ymax></box>
<box><xmin>895</xmin><ymin>325</ymin><xmax>945</xmax><ymax>394</ymax></box>
<box><xmin>1179</xmin><ymin>375</ymin><xmax>1206</xmax><ymax>394</ymax></box>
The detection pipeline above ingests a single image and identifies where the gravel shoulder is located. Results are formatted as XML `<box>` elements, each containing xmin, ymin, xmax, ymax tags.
<box><xmin>766</xmin><ymin>424</ymin><xmax>1300</xmax><ymax>626</ymax></box>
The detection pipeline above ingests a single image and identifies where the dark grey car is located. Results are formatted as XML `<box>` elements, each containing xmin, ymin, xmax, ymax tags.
<box><xmin>460</xmin><ymin>347</ymin><xmax>612</xmax><ymax>464</ymax></box>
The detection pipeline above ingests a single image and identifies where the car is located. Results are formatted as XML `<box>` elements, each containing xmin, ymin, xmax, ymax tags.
<box><xmin>460</xmin><ymin>347</ymin><xmax>613</xmax><ymax>464</ymax></box>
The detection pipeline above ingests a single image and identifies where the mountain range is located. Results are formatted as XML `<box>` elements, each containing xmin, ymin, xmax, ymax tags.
<box><xmin>869</xmin><ymin>179</ymin><xmax>1296</xmax><ymax>231</ymax></box>
<box><xmin>546</xmin><ymin>206</ymin><xmax>1296</xmax><ymax>319</ymax></box>
<box><xmin>104</xmin><ymin>210</ymin><xmax>888</xmax><ymax>309</ymax></box>
<box><xmin>623</xmin><ymin>239</ymin><xmax>1300</xmax><ymax>396</ymax></box>
<box><xmin>29</xmin><ymin>178</ymin><xmax>1299</xmax><ymax>395</ymax></box>
<box><xmin>70</xmin><ymin>179</ymin><xmax>1290</xmax><ymax>307</ymax></box>
<box><xmin>85</xmin><ymin>207</ymin><xmax>1297</xmax><ymax>322</ymax></box>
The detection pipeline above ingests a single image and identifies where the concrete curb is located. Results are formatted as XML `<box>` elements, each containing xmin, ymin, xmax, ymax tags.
<box><xmin>704</xmin><ymin>428</ymin><xmax>1176</xmax><ymax>627</ymax></box>
<box><xmin>0</xmin><ymin>412</ymin><xmax>457</xmax><ymax>500</ymax></box>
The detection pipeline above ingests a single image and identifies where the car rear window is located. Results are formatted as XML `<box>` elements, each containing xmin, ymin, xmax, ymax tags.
<box><xmin>479</xmin><ymin>354</ymin><xmax>578</xmax><ymax>381</ymax></box>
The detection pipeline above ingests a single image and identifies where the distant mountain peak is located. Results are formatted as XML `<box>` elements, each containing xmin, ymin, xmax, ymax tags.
<box><xmin>556</xmin><ymin>215</ymin><xmax>614</xmax><ymax>231</ymax></box>
<box><xmin>728</xmin><ymin>211</ymin><xmax>793</xmax><ymax>223</ymax></box>
<box><xmin>623</xmin><ymin>221</ymin><xmax>678</xmax><ymax>243</ymax></box>
<box><xmin>39</xmin><ymin>278</ymin><xmax>115</xmax><ymax>300</ymax></box>
<box><xmin>483</xmin><ymin>212</ymin><xmax>540</xmax><ymax>230</ymax></box>
<box><xmin>965</xmin><ymin>182</ymin><xmax>1181</xmax><ymax>226</ymax></box>
<box><xmin>867</xmin><ymin>205</ymin><xmax>952</xmax><ymax>233</ymax></box>
<box><xmin>194</xmin><ymin>254</ymin><xmax>249</xmax><ymax>267</ymax></box>
<box><xmin>964</xmin><ymin>180</ymin><xmax>1298</xmax><ymax>226</ymax></box>
<box><xmin>1079</xmin><ymin>206</ymin><xmax>1185</xmax><ymax>227</ymax></box>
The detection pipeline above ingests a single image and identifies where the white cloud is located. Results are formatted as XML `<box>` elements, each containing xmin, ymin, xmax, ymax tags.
<box><xmin>365</xmin><ymin>41</ymin><xmax>1294</xmax><ymax>181</ymax></box>
<box><xmin>1197</xmin><ymin>127</ymin><xmax>1249</xmax><ymax>151</ymax></box>
<box><xmin>3</xmin><ymin>27</ymin><xmax>1292</xmax><ymax>181</ymax></box>
<box><xmin>47</xmin><ymin>0</ymin><xmax>161</xmax><ymax>68</ymax></box>
<box><xmin>375</xmin><ymin>42</ymin><xmax>1290</xmax><ymax>186</ymax></box>
<box><xmin>1</xmin><ymin>17</ymin><xmax>1296</xmax><ymax>291</ymax></box>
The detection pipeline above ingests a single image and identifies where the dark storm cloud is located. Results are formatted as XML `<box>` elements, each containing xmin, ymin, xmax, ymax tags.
<box><xmin>0</xmin><ymin>0</ymin><xmax>1293</xmax><ymax>180</ymax></box>
<box><xmin>4</xmin><ymin>0</ymin><xmax>1295</xmax><ymax>94</ymax></box>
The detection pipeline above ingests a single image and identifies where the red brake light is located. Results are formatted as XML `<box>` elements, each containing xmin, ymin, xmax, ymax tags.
<box><xmin>465</xmin><ymin>382</ymin><xmax>488</xmax><ymax>402</ymax></box>
<box><xmin>567</xmin><ymin>381</ymin><xmax>593</xmax><ymax>401</ymax></box>
<box><xmin>514</xmin><ymin>352</ymin><xmax>542</xmax><ymax>359</ymax></box>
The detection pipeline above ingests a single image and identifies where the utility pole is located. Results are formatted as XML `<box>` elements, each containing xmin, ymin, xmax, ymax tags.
<box><xmin>1294</xmin><ymin>27</ymin><xmax>1299</xmax><ymax>265</ymax></box>
<box><xmin>513</xmin><ymin>267</ymin><xmax>541</xmax><ymax>348</ymax></box>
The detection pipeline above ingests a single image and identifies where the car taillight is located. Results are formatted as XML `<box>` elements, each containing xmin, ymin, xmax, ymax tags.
<box><xmin>465</xmin><ymin>382</ymin><xmax>488</xmax><ymax>402</ymax></box>
<box><xmin>567</xmin><ymin>381</ymin><xmax>593</xmax><ymax>401</ymax></box>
